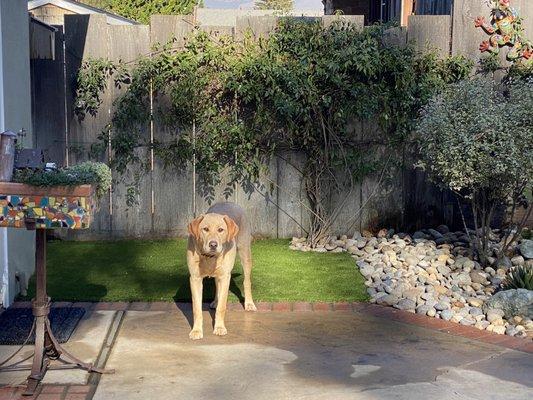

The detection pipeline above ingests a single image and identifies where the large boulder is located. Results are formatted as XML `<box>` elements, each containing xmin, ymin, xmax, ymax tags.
<box><xmin>483</xmin><ymin>289</ymin><xmax>533</xmax><ymax>319</ymax></box>
<box><xmin>519</xmin><ymin>239</ymin><xmax>533</xmax><ymax>259</ymax></box>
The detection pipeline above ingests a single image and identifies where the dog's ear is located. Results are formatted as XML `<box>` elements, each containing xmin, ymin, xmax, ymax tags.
<box><xmin>223</xmin><ymin>215</ymin><xmax>239</xmax><ymax>240</ymax></box>
<box><xmin>188</xmin><ymin>215</ymin><xmax>204</xmax><ymax>240</ymax></box>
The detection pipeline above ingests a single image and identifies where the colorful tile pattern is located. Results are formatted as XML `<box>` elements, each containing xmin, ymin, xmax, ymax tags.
<box><xmin>0</xmin><ymin>194</ymin><xmax>93</xmax><ymax>229</ymax></box>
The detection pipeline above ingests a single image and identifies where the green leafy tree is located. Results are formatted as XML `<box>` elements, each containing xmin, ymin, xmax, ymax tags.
<box><xmin>416</xmin><ymin>77</ymin><xmax>533</xmax><ymax>264</ymax></box>
<box><xmin>227</xmin><ymin>20</ymin><xmax>471</xmax><ymax>244</ymax></box>
<box><xmin>82</xmin><ymin>0</ymin><xmax>198</xmax><ymax>24</ymax></box>
<box><xmin>255</xmin><ymin>0</ymin><xmax>293</xmax><ymax>11</ymax></box>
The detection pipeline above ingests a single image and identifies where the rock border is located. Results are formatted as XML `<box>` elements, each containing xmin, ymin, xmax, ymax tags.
<box><xmin>290</xmin><ymin>227</ymin><xmax>533</xmax><ymax>339</ymax></box>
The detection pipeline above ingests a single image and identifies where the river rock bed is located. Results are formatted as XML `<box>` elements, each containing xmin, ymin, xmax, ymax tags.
<box><xmin>290</xmin><ymin>227</ymin><xmax>533</xmax><ymax>339</ymax></box>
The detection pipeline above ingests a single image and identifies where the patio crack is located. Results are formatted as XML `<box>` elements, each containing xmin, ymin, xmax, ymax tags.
<box><xmin>86</xmin><ymin>310</ymin><xmax>126</xmax><ymax>398</ymax></box>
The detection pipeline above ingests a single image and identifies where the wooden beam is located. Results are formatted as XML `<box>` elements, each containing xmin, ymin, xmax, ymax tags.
<box><xmin>402</xmin><ymin>0</ymin><xmax>414</xmax><ymax>26</ymax></box>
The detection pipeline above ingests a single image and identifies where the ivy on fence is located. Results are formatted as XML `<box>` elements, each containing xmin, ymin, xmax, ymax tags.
<box><xmin>74</xmin><ymin>19</ymin><xmax>474</xmax><ymax>244</ymax></box>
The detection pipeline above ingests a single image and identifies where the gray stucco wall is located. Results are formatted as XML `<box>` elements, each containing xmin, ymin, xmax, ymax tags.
<box><xmin>1</xmin><ymin>0</ymin><xmax>33</xmax><ymax>147</ymax></box>
<box><xmin>0</xmin><ymin>0</ymin><xmax>35</xmax><ymax>307</ymax></box>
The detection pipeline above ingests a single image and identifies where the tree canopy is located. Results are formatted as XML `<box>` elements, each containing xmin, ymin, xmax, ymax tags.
<box><xmin>82</xmin><ymin>0</ymin><xmax>199</xmax><ymax>24</ymax></box>
<box><xmin>255</xmin><ymin>0</ymin><xmax>293</xmax><ymax>11</ymax></box>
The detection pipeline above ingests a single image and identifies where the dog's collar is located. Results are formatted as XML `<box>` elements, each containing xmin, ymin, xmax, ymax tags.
<box><xmin>200</xmin><ymin>252</ymin><xmax>217</xmax><ymax>258</ymax></box>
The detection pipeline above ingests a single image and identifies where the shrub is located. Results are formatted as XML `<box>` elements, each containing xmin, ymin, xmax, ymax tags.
<box><xmin>416</xmin><ymin>77</ymin><xmax>533</xmax><ymax>264</ymax></box>
<box><xmin>13</xmin><ymin>161</ymin><xmax>112</xmax><ymax>199</ymax></box>
<box><xmin>82</xmin><ymin>0</ymin><xmax>197</xmax><ymax>24</ymax></box>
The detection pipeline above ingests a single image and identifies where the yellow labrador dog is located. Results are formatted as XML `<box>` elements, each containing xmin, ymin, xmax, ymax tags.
<box><xmin>187</xmin><ymin>202</ymin><xmax>256</xmax><ymax>340</ymax></box>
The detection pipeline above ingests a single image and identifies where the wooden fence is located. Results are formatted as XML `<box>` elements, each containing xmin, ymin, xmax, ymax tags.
<box><xmin>30</xmin><ymin>1</ymin><xmax>533</xmax><ymax>239</ymax></box>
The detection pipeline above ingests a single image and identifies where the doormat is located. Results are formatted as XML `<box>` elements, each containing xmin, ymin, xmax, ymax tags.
<box><xmin>0</xmin><ymin>307</ymin><xmax>85</xmax><ymax>345</ymax></box>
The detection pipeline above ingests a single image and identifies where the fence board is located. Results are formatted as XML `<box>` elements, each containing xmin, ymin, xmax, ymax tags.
<box><xmin>235</xmin><ymin>16</ymin><xmax>278</xmax><ymax>40</ymax></box>
<box><xmin>452</xmin><ymin>0</ymin><xmax>533</xmax><ymax>62</ymax></box>
<box><xmin>329</xmin><ymin>121</ymin><xmax>364</xmax><ymax>236</ymax></box>
<box><xmin>152</xmin><ymin>158</ymin><xmax>193</xmax><ymax>237</ymax></box>
<box><xmin>150</xmin><ymin>15</ymin><xmax>194</xmax><ymax>48</ymax></box>
<box><xmin>108</xmin><ymin>25</ymin><xmax>152</xmax><ymax>238</ymax></box>
<box><xmin>275</xmin><ymin>152</ymin><xmax>309</xmax><ymax>238</ymax></box>
<box><xmin>452</xmin><ymin>0</ymin><xmax>492</xmax><ymax>60</ymax></box>
<box><xmin>408</xmin><ymin>15</ymin><xmax>451</xmax><ymax>56</ymax></box>
<box><xmin>233</xmin><ymin>159</ymin><xmax>278</xmax><ymax>238</ymax></box>
<box><xmin>199</xmin><ymin>25</ymin><xmax>234</xmax><ymax>38</ymax></box>
<box><xmin>150</xmin><ymin>17</ymin><xmax>196</xmax><ymax>237</ymax></box>
<box><xmin>64</xmin><ymin>15</ymin><xmax>112</xmax><ymax>237</ymax></box>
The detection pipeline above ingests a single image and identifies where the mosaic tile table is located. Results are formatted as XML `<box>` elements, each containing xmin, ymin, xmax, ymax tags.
<box><xmin>0</xmin><ymin>183</ymin><xmax>94</xmax><ymax>229</ymax></box>
<box><xmin>0</xmin><ymin>182</ymin><xmax>111</xmax><ymax>395</ymax></box>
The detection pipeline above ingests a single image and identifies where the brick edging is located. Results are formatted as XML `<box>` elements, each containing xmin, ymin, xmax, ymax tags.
<box><xmin>8</xmin><ymin>301</ymin><xmax>532</xmax><ymax>354</ymax></box>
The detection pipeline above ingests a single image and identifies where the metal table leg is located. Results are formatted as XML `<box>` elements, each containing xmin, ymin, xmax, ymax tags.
<box><xmin>0</xmin><ymin>228</ymin><xmax>114</xmax><ymax>396</ymax></box>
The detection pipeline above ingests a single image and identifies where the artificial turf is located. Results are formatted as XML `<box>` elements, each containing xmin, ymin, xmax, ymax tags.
<box><xmin>25</xmin><ymin>239</ymin><xmax>368</xmax><ymax>303</ymax></box>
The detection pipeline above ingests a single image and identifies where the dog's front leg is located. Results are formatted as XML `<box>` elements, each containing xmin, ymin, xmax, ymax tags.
<box><xmin>189</xmin><ymin>276</ymin><xmax>204</xmax><ymax>340</ymax></box>
<box><xmin>213</xmin><ymin>274</ymin><xmax>231</xmax><ymax>336</ymax></box>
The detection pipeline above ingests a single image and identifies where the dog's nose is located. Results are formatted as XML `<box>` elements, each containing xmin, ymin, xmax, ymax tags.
<box><xmin>209</xmin><ymin>240</ymin><xmax>218</xmax><ymax>250</ymax></box>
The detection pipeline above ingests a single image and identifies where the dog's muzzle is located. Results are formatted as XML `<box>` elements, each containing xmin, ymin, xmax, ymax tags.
<box><xmin>201</xmin><ymin>241</ymin><xmax>220</xmax><ymax>257</ymax></box>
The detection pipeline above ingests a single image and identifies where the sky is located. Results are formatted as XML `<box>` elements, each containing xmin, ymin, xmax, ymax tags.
<box><xmin>203</xmin><ymin>0</ymin><xmax>324</xmax><ymax>10</ymax></box>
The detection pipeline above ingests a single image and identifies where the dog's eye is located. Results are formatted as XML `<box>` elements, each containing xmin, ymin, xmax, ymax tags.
<box><xmin>217</xmin><ymin>227</ymin><xmax>224</xmax><ymax>233</ymax></box>
<box><xmin>203</xmin><ymin>227</ymin><xmax>209</xmax><ymax>232</ymax></box>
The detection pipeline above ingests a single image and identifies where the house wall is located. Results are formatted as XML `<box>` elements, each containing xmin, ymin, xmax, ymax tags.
<box><xmin>324</xmin><ymin>0</ymin><xmax>369</xmax><ymax>15</ymax></box>
<box><xmin>29</xmin><ymin>4</ymin><xmax>74</xmax><ymax>26</ymax></box>
<box><xmin>401</xmin><ymin>0</ymin><xmax>414</xmax><ymax>25</ymax></box>
<box><xmin>0</xmin><ymin>0</ymin><xmax>35</xmax><ymax>308</ymax></box>
<box><xmin>325</xmin><ymin>0</ymin><xmax>453</xmax><ymax>25</ymax></box>
<box><xmin>323</xmin><ymin>0</ymin><xmax>371</xmax><ymax>23</ymax></box>
<box><xmin>415</xmin><ymin>0</ymin><xmax>453</xmax><ymax>15</ymax></box>
<box><xmin>28</xmin><ymin>1</ymin><xmax>137</xmax><ymax>26</ymax></box>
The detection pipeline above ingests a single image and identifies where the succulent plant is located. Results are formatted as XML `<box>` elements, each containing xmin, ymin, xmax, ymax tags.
<box><xmin>502</xmin><ymin>265</ymin><xmax>533</xmax><ymax>290</ymax></box>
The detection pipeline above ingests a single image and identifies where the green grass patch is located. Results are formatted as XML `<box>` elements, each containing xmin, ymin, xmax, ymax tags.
<box><xmin>25</xmin><ymin>239</ymin><xmax>367</xmax><ymax>303</ymax></box>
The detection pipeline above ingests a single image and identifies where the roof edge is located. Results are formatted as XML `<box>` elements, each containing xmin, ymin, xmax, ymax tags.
<box><xmin>27</xmin><ymin>0</ymin><xmax>139</xmax><ymax>25</ymax></box>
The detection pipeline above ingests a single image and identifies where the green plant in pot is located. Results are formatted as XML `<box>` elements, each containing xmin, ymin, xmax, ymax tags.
<box><xmin>13</xmin><ymin>161</ymin><xmax>112</xmax><ymax>199</ymax></box>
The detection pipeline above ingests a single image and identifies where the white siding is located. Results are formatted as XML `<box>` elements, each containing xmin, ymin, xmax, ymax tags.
<box><xmin>0</xmin><ymin>0</ymin><xmax>35</xmax><ymax>308</ymax></box>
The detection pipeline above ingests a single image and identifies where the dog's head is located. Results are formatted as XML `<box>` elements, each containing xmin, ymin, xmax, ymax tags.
<box><xmin>188</xmin><ymin>213</ymin><xmax>239</xmax><ymax>256</ymax></box>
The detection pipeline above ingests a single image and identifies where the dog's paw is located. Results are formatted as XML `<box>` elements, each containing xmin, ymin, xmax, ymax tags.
<box><xmin>244</xmin><ymin>302</ymin><xmax>257</xmax><ymax>312</ymax></box>
<box><xmin>209</xmin><ymin>300</ymin><xmax>218</xmax><ymax>309</ymax></box>
<box><xmin>189</xmin><ymin>329</ymin><xmax>203</xmax><ymax>340</ymax></box>
<box><xmin>213</xmin><ymin>326</ymin><xmax>227</xmax><ymax>336</ymax></box>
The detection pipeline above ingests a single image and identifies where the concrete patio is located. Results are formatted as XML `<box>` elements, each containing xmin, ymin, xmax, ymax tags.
<box><xmin>0</xmin><ymin>302</ymin><xmax>532</xmax><ymax>400</ymax></box>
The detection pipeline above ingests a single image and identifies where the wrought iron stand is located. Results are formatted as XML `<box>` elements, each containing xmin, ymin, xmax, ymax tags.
<box><xmin>0</xmin><ymin>228</ymin><xmax>113</xmax><ymax>396</ymax></box>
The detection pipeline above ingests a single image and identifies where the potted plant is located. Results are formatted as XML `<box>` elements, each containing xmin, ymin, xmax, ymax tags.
<box><xmin>0</xmin><ymin>161</ymin><xmax>111</xmax><ymax>229</ymax></box>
